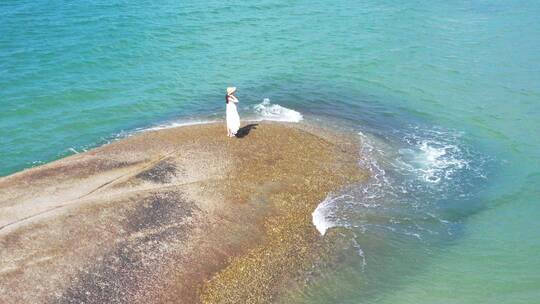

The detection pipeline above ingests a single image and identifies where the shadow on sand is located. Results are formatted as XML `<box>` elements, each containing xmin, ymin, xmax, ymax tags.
<box><xmin>236</xmin><ymin>124</ymin><xmax>259</xmax><ymax>138</ymax></box>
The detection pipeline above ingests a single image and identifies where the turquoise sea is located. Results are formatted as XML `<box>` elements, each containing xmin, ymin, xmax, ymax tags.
<box><xmin>1</xmin><ymin>0</ymin><xmax>539</xmax><ymax>303</ymax></box>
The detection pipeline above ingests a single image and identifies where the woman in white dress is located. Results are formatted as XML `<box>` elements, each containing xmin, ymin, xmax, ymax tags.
<box><xmin>225</xmin><ymin>87</ymin><xmax>240</xmax><ymax>137</ymax></box>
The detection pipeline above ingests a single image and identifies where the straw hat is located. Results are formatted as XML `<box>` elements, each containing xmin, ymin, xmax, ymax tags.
<box><xmin>226</xmin><ymin>87</ymin><xmax>237</xmax><ymax>95</ymax></box>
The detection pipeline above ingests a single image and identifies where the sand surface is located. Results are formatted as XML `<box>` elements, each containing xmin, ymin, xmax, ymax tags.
<box><xmin>0</xmin><ymin>122</ymin><xmax>366</xmax><ymax>303</ymax></box>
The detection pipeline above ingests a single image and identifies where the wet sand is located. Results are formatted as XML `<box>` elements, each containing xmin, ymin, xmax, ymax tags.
<box><xmin>0</xmin><ymin>122</ymin><xmax>366</xmax><ymax>303</ymax></box>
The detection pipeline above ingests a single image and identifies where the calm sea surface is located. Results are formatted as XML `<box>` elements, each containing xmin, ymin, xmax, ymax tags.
<box><xmin>1</xmin><ymin>0</ymin><xmax>539</xmax><ymax>303</ymax></box>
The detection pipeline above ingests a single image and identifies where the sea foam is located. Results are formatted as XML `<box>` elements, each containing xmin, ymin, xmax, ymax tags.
<box><xmin>253</xmin><ymin>98</ymin><xmax>303</xmax><ymax>122</ymax></box>
<box><xmin>312</xmin><ymin>195</ymin><xmax>338</xmax><ymax>236</ymax></box>
<box><xmin>142</xmin><ymin>119</ymin><xmax>219</xmax><ymax>132</ymax></box>
<box><xmin>311</xmin><ymin>125</ymin><xmax>483</xmax><ymax>240</ymax></box>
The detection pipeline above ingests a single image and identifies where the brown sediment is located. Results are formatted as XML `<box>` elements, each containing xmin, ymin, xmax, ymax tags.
<box><xmin>0</xmin><ymin>122</ymin><xmax>367</xmax><ymax>304</ymax></box>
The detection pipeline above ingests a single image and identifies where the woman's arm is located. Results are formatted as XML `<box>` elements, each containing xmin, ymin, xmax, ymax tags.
<box><xmin>229</xmin><ymin>95</ymin><xmax>239</xmax><ymax>103</ymax></box>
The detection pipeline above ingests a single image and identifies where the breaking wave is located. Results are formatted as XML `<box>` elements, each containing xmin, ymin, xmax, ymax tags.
<box><xmin>312</xmin><ymin>124</ymin><xmax>487</xmax><ymax>251</ymax></box>
<box><xmin>253</xmin><ymin>98</ymin><xmax>303</xmax><ymax>122</ymax></box>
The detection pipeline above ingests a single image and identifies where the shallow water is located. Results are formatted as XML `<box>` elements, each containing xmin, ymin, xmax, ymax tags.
<box><xmin>1</xmin><ymin>0</ymin><xmax>539</xmax><ymax>303</ymax></box>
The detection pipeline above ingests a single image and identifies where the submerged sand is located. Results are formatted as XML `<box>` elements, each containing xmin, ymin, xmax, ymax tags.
<box><xmin>0</xmin><ymin>122</ymin><xmax>366</xmax><ymax>303</ymax></box>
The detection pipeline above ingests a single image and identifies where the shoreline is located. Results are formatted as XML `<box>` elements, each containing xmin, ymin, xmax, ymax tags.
<box><xmin>0</xmin><ymin>121</ymin><xmax>367</xmax><ymax>303</ymax></box>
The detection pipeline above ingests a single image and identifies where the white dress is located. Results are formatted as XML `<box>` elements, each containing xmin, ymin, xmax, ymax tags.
<box><xmin>226</xmin><ymin>96</ymin><xmax>240</xmax><ymax>135</ymax></box>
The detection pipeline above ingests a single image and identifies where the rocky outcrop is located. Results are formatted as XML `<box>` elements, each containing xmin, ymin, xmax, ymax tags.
<box><xmin>0</xmin><ymin>122</ymin><xmax>365</xmax><ymax>303</ymax></box>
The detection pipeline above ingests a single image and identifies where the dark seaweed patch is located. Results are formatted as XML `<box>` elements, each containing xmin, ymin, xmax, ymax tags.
<box><xmin>135</xmin><ymin>160</ymin><xmax>178</xmax><ymax>183</ymax></box>
<box><xmin>56</xmin><ymin>191</ymin><xmax>199</xmax><ymax>304</ymax></box>
<box><xmin>127</xmin><ymin>191</ymin><xmax>196</xmax><ymax>231</ymax></box>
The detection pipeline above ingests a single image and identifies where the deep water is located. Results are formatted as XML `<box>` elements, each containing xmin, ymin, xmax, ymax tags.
<box><xmin>1</xmin><ymin>0</ymin><xmax>539</xmax><ymax>303</ymax></box>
